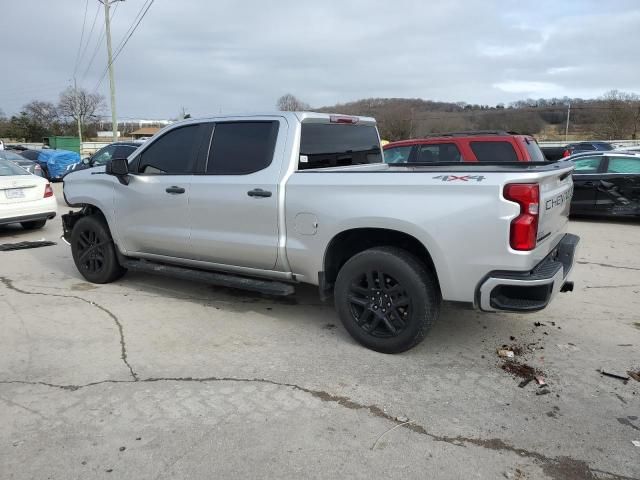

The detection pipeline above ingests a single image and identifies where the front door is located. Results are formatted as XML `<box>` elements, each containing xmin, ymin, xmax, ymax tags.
<box><xmin>114</xmin><ymin>123</ymin><xmax>205</xmax><ymax>257</ymax></box>
<box><xmin>596</xmin><ymin>156</ymin><xmax>640</xmax><ymax>216</ymax></box>
<box><xmin>188</xmin><ymin>119</ymin><xmax>284</xmax><ymax>270</ymax></box>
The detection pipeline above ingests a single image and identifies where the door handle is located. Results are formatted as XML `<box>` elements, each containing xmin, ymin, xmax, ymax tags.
<box><xmin>583</xmin><ymin>181</ymin><xmax>594</xmax><ymax>187</ymax></box>
<box><xmin>247</xmin><ymin>188</ymin><xmax>272</xmax><ymax>198</ymax></box>
<box><xmin>166</xmin><ymin>186</ymin><xmax>186</xmax><ymax>194</ymax></box>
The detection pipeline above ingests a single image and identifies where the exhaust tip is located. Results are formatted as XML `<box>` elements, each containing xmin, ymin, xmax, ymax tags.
<box><xmin>560</xmin><ymin>281</ymin><xmax>574</xmax><ymax>293</ymax></box>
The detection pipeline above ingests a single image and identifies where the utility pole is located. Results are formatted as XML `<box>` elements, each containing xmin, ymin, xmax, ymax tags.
<box><xmin>564</xmin><ymin>102</ymin><xmax>571</xmax><ymax>142</ymax></box>
<box><xmin>73</xmin><ymin>77</ymin><xmax>83</xmax><ymax>143</ymax></box>
<box><xmin>100</xmin><ymin>0</ymin><xmax>122</xmax><ymax>141</ymax></box>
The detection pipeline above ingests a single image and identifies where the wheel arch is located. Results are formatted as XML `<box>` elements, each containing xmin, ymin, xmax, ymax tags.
<box><xmin>322</xmin><ymin>227</ymin><xmax>440</xmax><ymax>293</ymax></box>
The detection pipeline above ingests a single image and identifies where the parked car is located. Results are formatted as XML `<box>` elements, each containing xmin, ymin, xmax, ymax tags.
<box><xmin>62</xmin><ymin>112</ymin><xmax>577</xmax><ymax>353</ymax></box>
<box><xmin>568</xmin><ymin>152</ymin><xmax>640</xmax><ymax>218</ymax></box>
<box><xmin>35</xmin><ymin>149</ymin><xmax>81</xmax><ymax>181</ymax></box>
<box><xmin>562</xmin><ymin>141</ymin><xmax>614</xmax><ymax>157</ymax></box>
<box><xmin>540</xmin><ymin>146</ymin><xmax>567</xmax><ymax>162</ymax></box>
<box><xmin>64</xmin><ymin>141</ymin><xmax>143</xmax><ymax>177</ymax></box>
<box><xmin>0</xmin><ymin>150</ymin><xmax>43</xmax><ymax>176</ymax></box>
<box><xmin>0</xmin><ymin>158</ymin><xmax>57</xmax><ymax>230</ymax></box>
<box><xmin>383</xmin><ymin>131</ymin><xmax>546</xmax><ymax>164</ymax></box>
<box><xmin>17</xmin><ymin>148</ymin><xmax>44</xmax><ymax>161</ymax></box>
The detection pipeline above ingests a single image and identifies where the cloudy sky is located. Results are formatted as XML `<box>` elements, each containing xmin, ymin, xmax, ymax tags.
<box><xmin>1</xmin><ymin>0</ymin><xmax>639</xmax><ymax>119</ymax></box>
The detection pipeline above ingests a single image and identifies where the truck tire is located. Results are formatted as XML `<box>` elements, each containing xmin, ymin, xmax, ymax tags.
<box><xmin>70</xmin><ymin>215</ymin><xmax>127</xmax><ymax>284</ymax></box>
<box><xmin>334</xmin><ymin>246</ymin><xmax>440</xmax><ymax>353</ymax></box>
<box><xmin>21</xmin><ymin>219</ymin><xmax>46</xmax><ymax>230</ymax></box>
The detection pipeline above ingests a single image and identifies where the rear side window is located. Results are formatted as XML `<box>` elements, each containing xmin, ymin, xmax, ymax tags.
<box><xmin>416</xmin><ymin>143</ymin><xmax>461</xmax><ymax>163</ymax></box>
<box><xmin>574</xmin><ymin>143</ymin><xmax>596</xmax><ymax>151</ymax></box>
<box><xmin>299</xmin><ymin>124</ymin><xmax>382</xmax><ymax>170</ymax></box>
<box><xmin>596</xmin><ymin>143</ymin><xmax>614</xmax><ymax>151</ymax></box>
<box><xmin>207</xmin><ymin>122</ymin><xmax>279</xmax><ymax>175</ymax></box>
<box><xmin>138</xmin><ymin>125</ymin><xmax>200</xmax><ymax>174</ymax></box>
<box><xmin>607</xmin><ymin>157</ymin><xmax>640</xmax><ymax>174</ymax></box>
<box><xmin>572</xmin><ymin>156</ymin><xmax>601</xmax><ymax>173</ymax></box>
<box><xmin>470</xmin><ymin>141</ymin><xmax>518</xmax><ymax>162</ymax></box>
<box><xmin>384</xmin><ymin>146</ymin><xmax>412</xmax><ymax>164</ymax></box>
<box><xmin>522</xmin><ymin>138</ymin><xmax>545</xmax><ymax>162</ymax></box>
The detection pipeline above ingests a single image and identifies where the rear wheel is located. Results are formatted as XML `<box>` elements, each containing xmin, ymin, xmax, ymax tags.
<box><xmin>70</xmin><ymin>215</ymin><xmax>126</xmax><ymax>284</ymax></box>
<box><xmin>21</xmin><ymin>219</ymin><xmax>46</xmax><ymax>230</ymax></box>
<box><xmin>334</xmin><ymin>246</ymin><xmax>440</xmax><ymax>353</ymax></box>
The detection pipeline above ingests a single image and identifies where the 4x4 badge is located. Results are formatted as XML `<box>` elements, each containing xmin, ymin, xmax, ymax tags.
<box><xmin>433</xmin><ymin>175</ymin><xmax>485</xmax><ymax>182</ymax></box>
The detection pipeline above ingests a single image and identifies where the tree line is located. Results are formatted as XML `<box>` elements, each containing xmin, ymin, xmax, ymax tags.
<box><xmin>278</xmin><ymin>90</ymin><xmax>640</xmax><ymax>141</ymax></box>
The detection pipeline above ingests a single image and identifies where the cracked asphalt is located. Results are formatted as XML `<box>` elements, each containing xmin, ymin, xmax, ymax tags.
<box><xmin>1</xmin><ymin>184</ymin><xmax>639</xmax><ymax>480</ymax></box>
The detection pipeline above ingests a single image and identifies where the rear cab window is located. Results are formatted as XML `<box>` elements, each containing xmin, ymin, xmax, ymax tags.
<box><xmin>299</xmin><ymin>123</ymin><xmax>382</xmax><ymax>170</ymax></box>
<box><xmin>384</xmin><ymin>146</ymin><xmax>412</xmax><ymax>164</ymax></box>
<box><xmin>469</xmin><ymin>141</ymin><xmax>518</xmax><ymax>162</ymax></box>
<box><xmin>522</xmin><ymin>137</ymin><xmax>545</xmax><ymax>162</ymax></box>
<box><xmin>416</xmin><ymin>143</ymin><xmax>461</xmax><ymax>163</ymax></box>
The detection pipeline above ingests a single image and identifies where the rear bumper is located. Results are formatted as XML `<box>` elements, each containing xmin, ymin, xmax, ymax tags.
<box><xmin>477</xmin><ymin>233</ymin><xmax>579</xmax><ymax>312</ymax></box>
<box><xmin>0</xmin><ymin>211</ymin><xmax>56</xmax><ymax>226</ymax></box>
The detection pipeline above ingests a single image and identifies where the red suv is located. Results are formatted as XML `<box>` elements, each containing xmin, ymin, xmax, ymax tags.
<box><xmin>383</xmin><ymin>131</ymin><xmax>546</xmax><ymax>164</ymax></box>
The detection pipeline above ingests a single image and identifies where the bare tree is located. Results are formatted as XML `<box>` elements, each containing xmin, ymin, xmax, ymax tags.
<box><xmin>58</xmin><ymin>87</ymin><xmax>106</xmax><ymax>134</ymax></box>
<box><xmin>277</xmin><ymin>93</ymin><xmax>310</xmax><ymax>111</ymax></box>
<box><xmin>23</xmin><ymin>100</ymin><xmax>60</xmax><ymax>131</ymax></box>
<box><xmin>596</xmin><ymin>90</ymin><xmax>640</xmax><ymax>139</ymax></box>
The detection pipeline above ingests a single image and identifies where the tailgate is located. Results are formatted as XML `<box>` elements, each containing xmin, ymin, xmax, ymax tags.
<box><xmin>537</xmin><ymin>167</ymin><xmax>573</xmax><ymax>245</ymax></box>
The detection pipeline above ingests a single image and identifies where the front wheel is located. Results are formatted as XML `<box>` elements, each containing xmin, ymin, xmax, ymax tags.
<box><xmin>70</xmin><ymin>215</ymin><xmax>127</xmax><ymax>284</ymax></box>
<box><xmin>334</xmin><ymin>246</ymin><xmax>440</xmax><ymax>353</ymax></box>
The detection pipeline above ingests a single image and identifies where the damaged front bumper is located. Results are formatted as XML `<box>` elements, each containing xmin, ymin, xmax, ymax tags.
<box><xmin>60</xmin><ymin>210</ymin><xmax>86</xmax><ymax>245</ymax></box>
<box><xmin>477</xmin><ymin>233</ymin><xmax>580</xmax><ymax>313</ymax></box>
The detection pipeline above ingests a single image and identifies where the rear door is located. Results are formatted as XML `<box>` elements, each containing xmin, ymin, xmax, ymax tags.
<box><xmin>468</xmin><ymin>140</ymin><xmax>522</xmax><ymax>162</ymax></box>
<box><xmin>596</xmin><ymin>156</ymin><xmax>640</xmax><ymax>215</ymax></box>
<box><xmin>114</xmin><ymin>123</ymin><xmax>207</xmax><ymax>257</ymax></box>
<box><xmin>415</xmin><ymin>142</ymin><xmax>462</xmax><ymax>163</ymax></box>
<box><xmin>188</xmin><ymin>119</ymin><xmax>284</xmax><ymax>270</ymax></box>
<box><xmin>570</xmin><ymin>156</ymin><xmax>605</xmax><ymax>214</ymax></box>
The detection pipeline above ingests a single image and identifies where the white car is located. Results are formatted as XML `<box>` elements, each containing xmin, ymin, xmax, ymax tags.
<box><xmin>0</xmin><ymin>158</ymin><xmax>57</xmax><ymax>230</ymax></box>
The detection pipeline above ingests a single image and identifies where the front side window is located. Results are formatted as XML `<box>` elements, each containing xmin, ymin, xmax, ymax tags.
<box><xmin>138</xmin><ymin>125</ymin><xmax>200</xmax><ymax>174</ymax></box>
<box><xmin>92</xmin><ymin>145</ymin><xmax>117</xmax><ymax>165</ymax></box>
<box><xmin>383</xmin><ymin>146</ymin><xmax>412</xmax><ymax>164</ymax></box>
<box><xmin>114</xmin><ymin>145</ymin><xmax>138</xmax><ymax>160</ymax></box>
<box><xmin>299</xmin><ymin>124</ymin><xmax>382</xmax><ymax>169</ymax></box>
<box><xmin>470</xmin><ymin>141</ymin><xmax>518</xmax><ymax>162</ymax></box>
<box><xmin>607</xmin><ymin>157</ymin><xmax>640</xmax><ymax>174</ymax></box>
<box><xmin>416</xmin><ymin>143</ymin><xmax>461</xmax><ymax>163</ymax></box>
<box><xmin>572</xmin><ymin>156</ymin><xmax>601</xmax><ymax>173</ymax></box>
<box><xmin>207</xmin><ymin>122</ymin><xmax>279</xmax><ymax>175</ymax></box>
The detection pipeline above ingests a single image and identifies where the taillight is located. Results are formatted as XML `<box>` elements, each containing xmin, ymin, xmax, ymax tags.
<box><xmin>44</xmin><ymin>183</ymin><xmax>54</xmax><ymax>198</ymax></box>
<box><xmin>504</xmin><ymin>183</ymin><xmax>539</xmax><ymax>251</ymax></box>
<box><xmin>34</xmin><ymin>164</ymin><xmax>42</xmax><ymax>176</ymax></box>
<box><xmin>562</xmin><ymin>149</ymin><xmax>570</xmax><ymax>157</ymax></box>
<box><xmin>330</xmin><ymin>115</ymin><xmax>359</xmax><ymax>124</ymax></box>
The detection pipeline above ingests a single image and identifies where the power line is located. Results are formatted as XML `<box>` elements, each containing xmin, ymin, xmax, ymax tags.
<box><xmin>72</xmin><ymin>0</ymin><xmax>90</xmax><ymax>78</ymax></box>
<box><xmin>80</xmin><ymin>1</ymin><xmax>120</xmax><ymax>83</ymax></box>
<box><xmin>93</xmin><ymin>0</ymin><xmax>155</xmax><ymax>92</ymax></box>
<box><xmin>76</xmin><ymin>4</ymin><xmax>101</xmax><ymax>75</ymax></box>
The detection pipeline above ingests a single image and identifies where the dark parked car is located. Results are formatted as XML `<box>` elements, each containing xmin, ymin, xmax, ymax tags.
<box><xmin>0</xmin><ymin>150</ymin><xmax>43</xmax><ymax>176</ymax></box>
<box><xmin>569</xmin><ymin>152</ymin><xmax>640</xmax><ymax>217</ymax></box>
<box><xmin>64</xmin><ymin>141</ymin><xmax>142</xmax><ymax>176</ymax></box>
<box><xmin>563</xmin><ymin>141</ymin><xmax>613</xmax><ymax>157</ymax></box>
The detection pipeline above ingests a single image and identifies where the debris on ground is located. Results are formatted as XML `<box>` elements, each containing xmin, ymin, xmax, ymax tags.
<box><xmin>557</xmin><ymin>344</ymin><xmax>580</xmax><ymax>352</ymax></box>
<box><xmin>0</xmin><ymin>240</ymin><xmax>56</xmax><ymax>251</ymax></box>
<box><xmin>534</xmin><ymin>322</ymin><xmax>545</xmax><ymax>327</ymax></box>
<box><xmin>599</xmin><ymin>369</ymin><xmax>630</xmax><ymax>383</ymax></box>
<box><xmin>497</xmin><ymin>349</ymin><xmax>515</xmax><ymax>358</ymax></box>
<box><xmin>518</xmin><ymin>378</ymin><xmax>532</xmax><ymax>388</ymax></box>
<box><xmin>632</xmin><ymin>440</ymin><xmax>640</xmax><ymax>447</ymax></box>
<box><xmin>628</xmin><ymin>371</ymin><xmax>640</xmax><ymax>383</ymax></box>
<box><xmin>536</xmin><ymin>388</ymin><xmax>551</xmax><ymax>396</ymax></box>
<box><xmin>535</xmin><ymin>376</ymin><xmax>547</xmax><ymax>386</ymax></box>
<box><xmin>501</xmin><ymin>361</ymin><xmax>543</xmax><ymax>380</ymax></box>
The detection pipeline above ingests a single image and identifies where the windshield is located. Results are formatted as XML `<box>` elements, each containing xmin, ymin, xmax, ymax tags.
<box><xmin>299</xmin><ymin>123</ymin><xmax>382</xmax><ymax>170</ymax></box>
<box><xmin>0</xmin><ymin>150</ymin><xmax>27</xmax><ymax>161</ymax></box>
<box><xmin>0</xmin><ymin>158</ymin><xmax>29</xmax><ymax>176</ymax></box>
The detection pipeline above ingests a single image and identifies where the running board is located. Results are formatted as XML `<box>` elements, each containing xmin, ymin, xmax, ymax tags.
<box><xmin>121</xmin><ymin>260</ymin><xmax>295</xmax><ymax>296</ymax></box>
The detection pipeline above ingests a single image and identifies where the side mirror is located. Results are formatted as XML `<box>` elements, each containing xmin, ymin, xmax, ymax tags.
<box><xmin>105</xmin><ymin>157</ymin><xmax>130</xmax><ymax>185</ymax></box>
<box><xmin>82</xmin><ymin>157</ymin><xmax>91</xmax><ymax>165</ymax></box>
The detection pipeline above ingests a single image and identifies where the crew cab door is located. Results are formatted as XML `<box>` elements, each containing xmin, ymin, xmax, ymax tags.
<box><xmin>569</xmin><ymin>156</ymin><xmax>604</xmax><ymax>214</ymax></box>
<box><xmin>188</xmin><ymin>119</ymin><xmax>285</xmax><ymax>270</ymax></box>
<box><xmin>114</xmin><ymin>123</ymin><xmax>207</xmax><ymax>257</ymax></box>
<box><xmin>596</xmin><ymin>156</ymin><xmax>640</xmax><ymax>215</ymax></box>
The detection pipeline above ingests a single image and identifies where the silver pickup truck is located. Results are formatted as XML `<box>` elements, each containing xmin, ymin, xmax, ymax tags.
<box><xmin>62</xmin><ymin>112</ymin><xmax>578</xmax><ymax>353</ymax></box>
